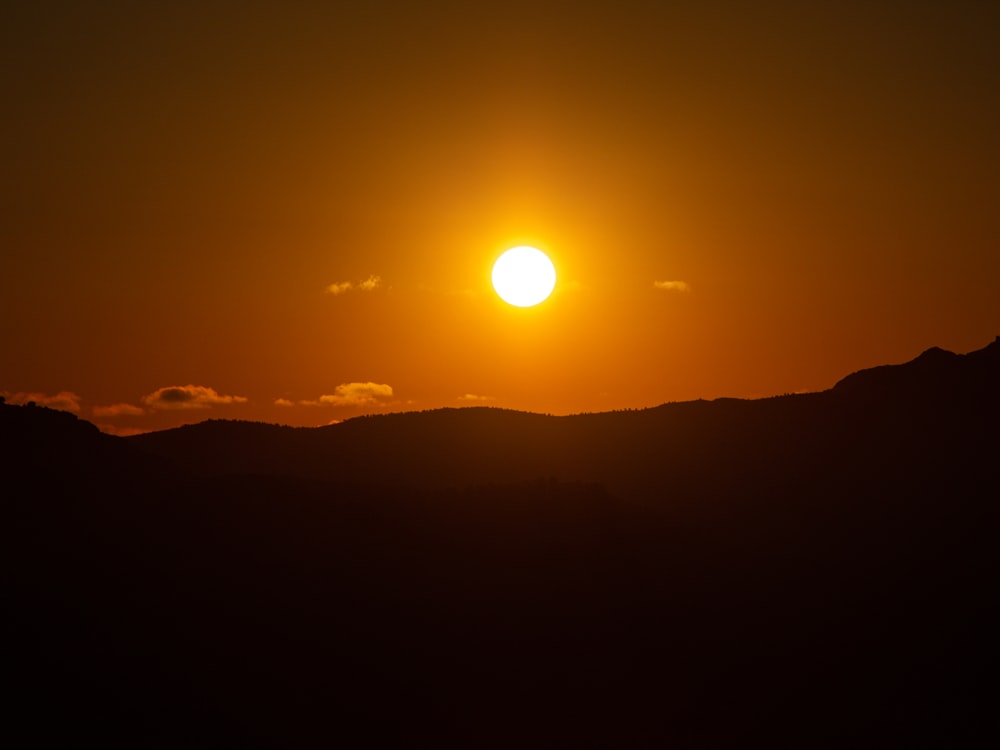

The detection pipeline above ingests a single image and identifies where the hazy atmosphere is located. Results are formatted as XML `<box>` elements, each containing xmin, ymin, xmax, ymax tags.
<box><xmin>4</xmin><ymin>3</ymin><xmax>998</xmax><ymax>744</ymax></box>
<box><xmin>3</xmin><ymin>0</ymin><xmax>998</xmax><ymax>433</ymax></box>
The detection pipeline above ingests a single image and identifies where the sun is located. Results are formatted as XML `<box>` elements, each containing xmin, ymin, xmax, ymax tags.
<box><xmin>491</xmin><ymin>246</ymin><xmax>556</xmax><ymax>307</ymax></box>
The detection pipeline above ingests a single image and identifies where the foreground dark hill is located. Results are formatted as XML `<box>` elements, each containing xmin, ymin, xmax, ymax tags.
<box><xmin>3</xmin><ymin>337</ymin><xmax>998</xmax><ymax>747</ymax></box>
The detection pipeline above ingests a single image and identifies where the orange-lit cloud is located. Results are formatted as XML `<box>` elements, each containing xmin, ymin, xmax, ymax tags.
<box><xmin>142</xmin><ymin>385</ymin><xmax>248</xmax><ymax>410</ymax></box>
<box><xmin>325</xmin><ymin>281</ymin><xmax>353</xmax><ymax>295</ymax></box>
<box><xmin>301</xmin><ymin>382</ymin><xmax>394</xmax><ymax>407</ymax></box>
<box><xmin>274</xmin><ymin>398</ymin><xmax>295</xmax><ymax>407</ymax></box>
<box><xmin>458</xmin><ymin>393</ymin><xmax>494</xmax><ymax>402</ymax></box>
<box><xmin>3</xmin><ymin>390</ymin><xmax>81</xmax><ymax>412</ymax></box>
<box><xmin>325</xmin><ymin>275</ymin><xmax>382</xmax><ymax>295</ymax></box>
<box><xmin>92</xmin><ymin>403</ymin><xmax>145</xmax><ymax>417</ymax></box>
<box><xmin>653</xmin><ymin>280</ymin><xmax>690</xmax><ymax>292</ymax></box>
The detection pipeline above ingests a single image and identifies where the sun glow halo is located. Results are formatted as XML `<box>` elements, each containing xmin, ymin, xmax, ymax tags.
<box><xmin>491</xmin><ymin>246</ymin><xmax>556</xmax><ymax>307</ymax></box>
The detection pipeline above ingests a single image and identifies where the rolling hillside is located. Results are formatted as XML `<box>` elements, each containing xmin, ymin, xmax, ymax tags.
<box><xmin>3</xmin><ymin>337</ymin><xmax>997</xmax><ymax>747</ymax></box>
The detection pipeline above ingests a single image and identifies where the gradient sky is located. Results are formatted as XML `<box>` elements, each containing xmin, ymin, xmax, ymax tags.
<box><xmin>3</xmin><ymin>0</ymin><xmax>999</xmax><ymax>433</ymax></box>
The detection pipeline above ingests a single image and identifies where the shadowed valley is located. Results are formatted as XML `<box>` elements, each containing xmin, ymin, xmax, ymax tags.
<box><xmin>3</xmin><ymin>339</ymin><xmax>997</xmax><ymax>747</ymax></box>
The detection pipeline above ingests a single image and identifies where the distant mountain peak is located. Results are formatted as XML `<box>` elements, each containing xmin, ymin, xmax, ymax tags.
<box><xmin>832</xmin><ymin>336</ymin><xmax>998</xmax><ymax>397</ymax></box>
<box><xmin>914</xmin><ymin>345</ymin><xmax>958</xmax><ymax>361</ymax></box>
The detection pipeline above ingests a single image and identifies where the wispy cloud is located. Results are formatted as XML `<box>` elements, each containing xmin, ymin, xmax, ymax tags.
<box><xmin>92</xmin><ymin>403</ymin><xmax>145</xmax><ymax>417</ymax></box>
<box><xmin>325</xmin><ymin>281</ymin><xmax>353</xmax><ymax>295</ymax></box>
<box><xmin>325</xmin><ymin>275</ymin><xmax>382</xmax><ymax>295</ymax></box>
<box><xmin>458</xmin><ymin>393</ymin><xmax>494</xmax><ymax>402</ymax></box>
<box><xmin>300</xmin><ymin>382</ymin><xmax>394</xmax><ymax>408</ymax></box>
<box><xmin>653</xmin><ymin>280</ymin><xmax>690</xmax><ymax>292</ymax></box>
<box><xmin>273</xmin><ymin>398</ymin><xmax>295</xmax><ymax>407</ymax></box>
<box><xmin>142</xmin><ymin>385</ymin><xmax>248</xmax><ymax>410</ymax></box>
<box><xmin>2</xmin><ymin>390</ymin><xmax>82</xmax><ymax>412</ymax></box>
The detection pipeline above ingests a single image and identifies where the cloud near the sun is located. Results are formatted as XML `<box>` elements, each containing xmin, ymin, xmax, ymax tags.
<box><xmin>92</xmin><ymin>403</ymin><xmax>145</xmax><ymax>417</ymax></box>
<box><xmin>325</xmin><ymin>275</ymin><xmax>382</xmax><ymax>295</ymax></box>
<box><xmin>142</xmin><ymin>385</ymin><xmax>248</xmax><ymax>410</ymax></box>
<box><xmin>653</xmin><ymin>280</ymin><xmax>690</xmax><ymax>292</ymax></box>
<box><xmin>458</xmin><ymin>393</ymin><xmax>494</xmax><ymax>402</ymax></box>
<box><xmin>299</xmin><ymin>382</ymin><xmax>394</xmax><ymax>407</ymax></box>
<box><xmin>2</xmin><ymin>390</ymin><xmax>82</xmax><ymax>412</ymax></box>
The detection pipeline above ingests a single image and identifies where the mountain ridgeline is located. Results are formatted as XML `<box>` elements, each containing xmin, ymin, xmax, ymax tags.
<box><xmin>131</xmin><ymin>335</ymin><xmax>999</xmax><ymax>511</ymax></box>
<box><xmin>3</xmin><ymin>338</ymin><xmax>998</xmax><ymax>747</ymax></box>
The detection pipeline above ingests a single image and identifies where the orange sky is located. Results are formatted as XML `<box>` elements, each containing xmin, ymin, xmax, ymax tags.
<box><xmin>3</xmin><ymin>1</ymin><xmax>999</xmax><ymax>433</ymax></box>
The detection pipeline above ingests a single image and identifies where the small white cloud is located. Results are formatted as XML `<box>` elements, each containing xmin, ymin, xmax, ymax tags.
<box><xmin>142</xmin><ymin>385</ymin><xmax>248</xmax><ymax>410</ymax></box>
<box><xmin>325</xmin><ymin>281</ymin><xmax>354</xmax><ymax>295</ymax></box>
<box><xmin>325</xmin><ymin>275</ymin><xmax>382</xmax><ymax>295</ymax></box>
<box><xmin>300</xmin><ymin>382</ymin><xmax>394</xmax><ymax>408</ymax></box>
<box><xmin>92</xmin><ymin>403</ymin><xmax>145</xmax><ymax>417</ymax></box>
<box><xmin>318</xmin><ymin>382</ymin><xmax>393</xmax><ymax>407</ymax></box>
<box><xmin>653</xmin><ymin>280</ymin><xmax>690</xmax><ymax>292</ymax></box>
<box><xmin>3</xmin><ymin>391</ymin><xmax>82</xmax><ymax>413</ymax></box>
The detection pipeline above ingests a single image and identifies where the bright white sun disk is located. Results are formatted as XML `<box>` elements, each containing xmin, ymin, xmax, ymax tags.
<box><xmin>491</xmin><ymin>246</ymin><xmax>556</xmax><ymax>307</ymax></box>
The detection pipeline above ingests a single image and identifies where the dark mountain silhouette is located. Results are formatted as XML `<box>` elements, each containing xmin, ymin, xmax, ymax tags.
<box><xmin>3</xmin><ymin>337</ymin><xmax>997</xmax><ymax>747</ymax></box>
<box><xmin>130</xmin><ymin>336</ymin><xmax>1000</xmax><ymax>502</ymax></box>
